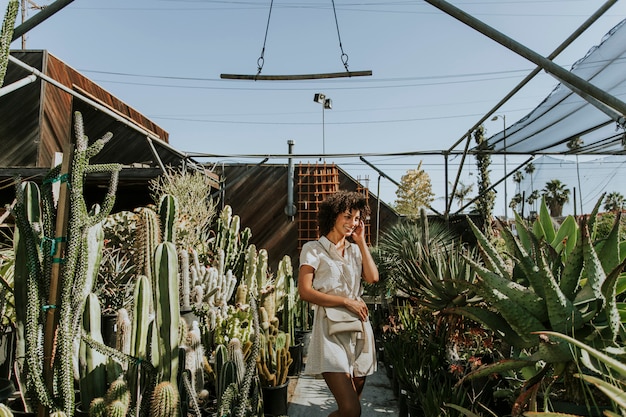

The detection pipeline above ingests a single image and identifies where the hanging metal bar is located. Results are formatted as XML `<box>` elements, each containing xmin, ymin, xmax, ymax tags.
<box><xmin>220</xmin><ymin>70</ymin><xmax>372</xmax><ymax>80</ymax></box>
<box><xmin>426</xmin><ymin>0</ymin><xmax>626</xmax><ymax>127</ymax></box>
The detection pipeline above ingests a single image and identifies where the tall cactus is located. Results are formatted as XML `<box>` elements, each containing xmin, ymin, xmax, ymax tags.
<box><xmin>159</xmin><ymin>194</ymin><xmax>178</xmax><ymax>244</ymax></box>
<box><xmin>134</xmin><ymin>207</ymin><xmax>160</xmax><ymax>281</ymax></box>
<box><xmin>78</xmin><ymin>293</ymin><xmax>108</xmax><ymax>411</ymax></box>
<box><xmin>128</xmin><ymin>275</ymin><xmax>152</xmax><ymax>407</ymax></box>
<box><xmin>12</xmin><ymin>181</ymin><xmax>41</xmax><ymax>413</ymax></box>
<box><xmin>11</xmin><ymin>111</ymin><xmax>121</xmax><ymax>414</ymax></box>
<box><xmin>152</xmin><ymin>241</ymin><xmax>180</xmax><ymax>388</ymax></box>
<box><xmin>0</xmin><ymin>0</ymin><xmax>18</xmax><ymax>87</ymax></box>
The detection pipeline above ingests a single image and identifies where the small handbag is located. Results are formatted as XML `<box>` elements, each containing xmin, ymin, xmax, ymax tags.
<box><xmin>325</xmin><ymin>306</ymin><xmax>364</xmax><ymax>336</ymax></box>
<box><xmin>316</xmin><ymin>240</ymin><xmax>366</xmax><ymax>336</ymax></box>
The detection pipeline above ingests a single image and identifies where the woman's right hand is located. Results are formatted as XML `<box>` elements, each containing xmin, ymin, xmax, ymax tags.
<box><xmin>345</xmin><ymin>298</ymin><xmax>369</xmax><ymax>321</ymax></box>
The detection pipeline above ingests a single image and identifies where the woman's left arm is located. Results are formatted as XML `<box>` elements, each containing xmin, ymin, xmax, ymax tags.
<box><xmin>352</xmin><ymin>220</ymin><xmax>379</xmax><ymax>284</ymax></box>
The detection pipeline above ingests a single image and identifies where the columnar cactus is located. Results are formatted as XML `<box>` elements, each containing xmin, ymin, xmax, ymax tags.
<box><xmin>180</xmin><ymin>248</ymin><xmax>191</xmax><ymax>311</ymax></box>
<box><xmin>152</xmin><ymin>241</ymin><xmax>180</xmax><ymax>388</ymax></box>
<box><xmin>11</xmin><ymin>111</ymin><xmax>121</xmax><ymax>414</ymax></box>
<box><xmin>78</xmin><ymin>293</ymin><xmax>108</xmax><ymax>411</ymax></box>
<box><xmin>184</xmin><ymin>321</ymin><xmax>205</xmax><ymax>394</ymax></box>
<box><xmin>159</xmin><ymin>194</ymin><xmax>178</xmax><ymax>244</ymax></box>
<box><xmin>134</xmin><ymin>207</ymin><xmax>160</xmax><ymax>280</ymax></box>
<box><xmin>0</xmin><ymin>0</ymin><xmax>18</xmax><ymax>87</ymax></box>
<box><xmin>128</xmin><ymin>275</ymin><xmax>152</xmax><ymax>409</ymax></box>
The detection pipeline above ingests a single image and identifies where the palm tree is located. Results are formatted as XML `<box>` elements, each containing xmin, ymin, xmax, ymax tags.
<box><xmin>542</xmin><ymin>179</ymin><xmax>570</xmax><ymax>217</ymax></box>
<box><xmin>509</xmin><ymin>193</ymin><xmax>523</xmax><ymax>211</ymax></box>
<box><xmin>453</xmin><ymin>181</ymin><xmax>474</xmax><ymax>209</ymax></box>
<box><xmin>526</xmin><ymin>190</ymin><xmax>539</xmax><ymax>204</ymax></box>
<box><xmin>604</xmin><ymin>192</ymin><xmax>625</xmax><ymax>212</ymax></box>
<box><xmin>524</xmin><ymin>163</ymin><xmax>536</xmax><ymax>211</ymax></box>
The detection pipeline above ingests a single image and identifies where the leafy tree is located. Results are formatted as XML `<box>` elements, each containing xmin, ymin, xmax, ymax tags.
<box><xmin>473</xmin><ymin>125</ymin><xmax>495</xmax><ymax>231</ymax></box>
<box><xmin>604</xmin><ymin>191</ymin><xmax>625</xmax><ymax>212</ymax></box>
<box><xmin>542</xmin><ymin>179</ymin><xmax>570</xmax><ymax>217</ymax></box>
<box><xmin>394</xmin><ymin>161</ymin><xmax>434</xmax><ymax>217</ymax></box>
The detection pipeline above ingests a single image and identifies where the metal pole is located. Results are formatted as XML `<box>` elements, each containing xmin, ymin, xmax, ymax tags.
<box><xmin>376</xmin><ymin>174</ymin><xmax>381</xmax><ymax>245</ymax></box>
<box><xmin>322</xmin><ymin>105</ymin><xmax>325</xmax><ymax>162</ymax></box>
<box><xmin>503</xmin><ymin>116</ymin><xmax>508</xmax><ymax>221</ymax></box>
<box><xmin>12</xmin><ymin>0</ymin><xmax>76</xmax><ymax>42</ymax></box>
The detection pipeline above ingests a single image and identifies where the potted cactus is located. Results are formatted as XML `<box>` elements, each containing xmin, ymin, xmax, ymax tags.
<box><xmin>256</xmin><ymin>330</ymin><xmax>292</xmax><ymax>417</ymax></box>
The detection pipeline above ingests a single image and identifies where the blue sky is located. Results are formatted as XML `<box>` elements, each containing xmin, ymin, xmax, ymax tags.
<box><xmin>4</xmin><ymin>0</ymin><xmax>626</xmax><ymax>215</ymax></box>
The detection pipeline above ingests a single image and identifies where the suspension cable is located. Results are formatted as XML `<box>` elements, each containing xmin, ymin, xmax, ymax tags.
<box><xmin>331</xmin><ymin>0</ymin><xmax>349</xmax><ymax>72</ymax></box>
<box><xmin>256</xmin><ymin>0</ymin><xmax>274</xmax><ymax>77</ymax></box>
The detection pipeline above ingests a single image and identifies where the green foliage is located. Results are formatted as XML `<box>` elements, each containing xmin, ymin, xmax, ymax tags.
<box><xmin>375</xmin><ymin>213</ymin><xmax>477</xmax><ymax>311</ymax></box>
<box><xmin>542</xmin><ymin>179</ymin><xmax>570</xmax><ymax>217</ymax></box>
<box><xmin>394</xmin><ymin>161</ymin><xmax>435</xmax><ymax>217</ymax></box>
<box><xmin>94</xmin><ymin>246</ymin><xmax>136</xmax><ymax>315</ymax></box>
<box><xmin>450</xmin><ymin>195</ymin><xmax>626</xmax><ymax>408</ymax></box>
<box><xmin>149</xmin><ymin>167</ymin><xmax>218</xmax><ymax>252</ymax></box>
<box><xmin>604</xmin><ymin>192</ymin><xmax>626</xmax><ymax>213</ymax></box>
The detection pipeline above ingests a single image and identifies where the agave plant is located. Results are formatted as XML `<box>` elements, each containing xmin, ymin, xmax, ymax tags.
<box><xmin>447</xmin><ymin>196</ymin><xmax>626</xmax><ymax>411</ymax></box>
<box><xmin>375</xmin><ymin>208</ymin><xmax>478</xmax><ymax>311</ymax></box>
<box><xmin>525</xmin><ymin>331</ymin><xmax>626</xmax><ymax>416</ymax></box>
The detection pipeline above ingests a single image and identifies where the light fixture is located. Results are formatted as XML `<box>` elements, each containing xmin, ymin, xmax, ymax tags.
<box><xmin>314</xmin><ymin>93</ymin><xmax>332</xmax><ymax>161</ymax></box>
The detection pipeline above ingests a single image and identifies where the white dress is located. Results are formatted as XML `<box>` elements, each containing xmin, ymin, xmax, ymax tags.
<box><xmin>299</xmin><ymin>236</ymin><xmax>377</xmax><ymax>377</ymax></box>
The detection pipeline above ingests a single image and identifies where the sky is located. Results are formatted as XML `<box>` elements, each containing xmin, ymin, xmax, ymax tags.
<box><xmin>3</xmin><ymin>0</ymin><xmax>626</xmax><ymax>216</ymax></box>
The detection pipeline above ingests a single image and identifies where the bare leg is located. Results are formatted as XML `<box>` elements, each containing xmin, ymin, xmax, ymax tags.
<box><xmin>353</xmin><ymin>376</ymin><xmax>367</xmax><ymax>399</ymax></box>
<box><xmin>323</xmin><ymin>372</ymin><xmax>361</xmax><ymax>417</ymax></box>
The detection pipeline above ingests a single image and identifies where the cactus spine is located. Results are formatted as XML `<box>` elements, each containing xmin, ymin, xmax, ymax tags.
<box><xmin>150</xmin><ymin>381</ymin><xmax>180</xmax><ymax>417</ymax></box>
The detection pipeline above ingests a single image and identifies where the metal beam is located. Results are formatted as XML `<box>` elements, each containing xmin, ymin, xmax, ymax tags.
<box><xmin>445</xmin><ymin>0</ymin><xmax>619</xmax><ymax>154</ymax></box>
<box><xmin>425</xmin><ymin>0</ymin><xmax>626</xmax><ymax>127</ymax></box>
<box><xmin>12</xmin><ymin>0</ymin><xmax>75</xmax><ymax>42</ymax></box>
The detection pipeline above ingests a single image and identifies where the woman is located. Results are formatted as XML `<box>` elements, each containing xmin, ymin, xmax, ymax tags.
<box><xmin>298</xmin><ymin>190</ymin><xmax>379</xmax><ymax>417</ymax></box>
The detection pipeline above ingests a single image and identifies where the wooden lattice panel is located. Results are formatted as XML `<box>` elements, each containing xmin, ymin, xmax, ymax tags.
<box><xmin>297</xmin><ymin>163</ymin><xmax>339</xmax><ymax>249</ymax></box>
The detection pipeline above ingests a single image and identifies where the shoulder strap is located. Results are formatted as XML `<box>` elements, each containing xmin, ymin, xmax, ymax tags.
<box><xmin>317</xmin><ymin>240</ymin><xmax>357</xmax><ymax>298</ymax></box>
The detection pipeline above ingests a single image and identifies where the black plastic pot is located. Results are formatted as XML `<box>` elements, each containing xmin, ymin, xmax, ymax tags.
<box><xmin>288</xmin><ymin>343</ymin><xmax>303</xmax><ymax>376</ymax></box>
<box><xmin>261</xmin><ymin>382</ymin><xmax>289</xmax><ymax>417</ymax></box>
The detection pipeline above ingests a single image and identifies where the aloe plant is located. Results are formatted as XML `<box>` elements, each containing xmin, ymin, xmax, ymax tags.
<box><xmin>448</xmin><ymin>196</ymin><xmax>626</xmax><ymax>408</ymax></box>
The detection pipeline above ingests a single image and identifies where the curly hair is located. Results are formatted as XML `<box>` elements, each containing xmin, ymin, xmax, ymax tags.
<box><xmin>318</xmin><ymin>190</ymin><xmax>371</xmax><ymax>235</ymax></box>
